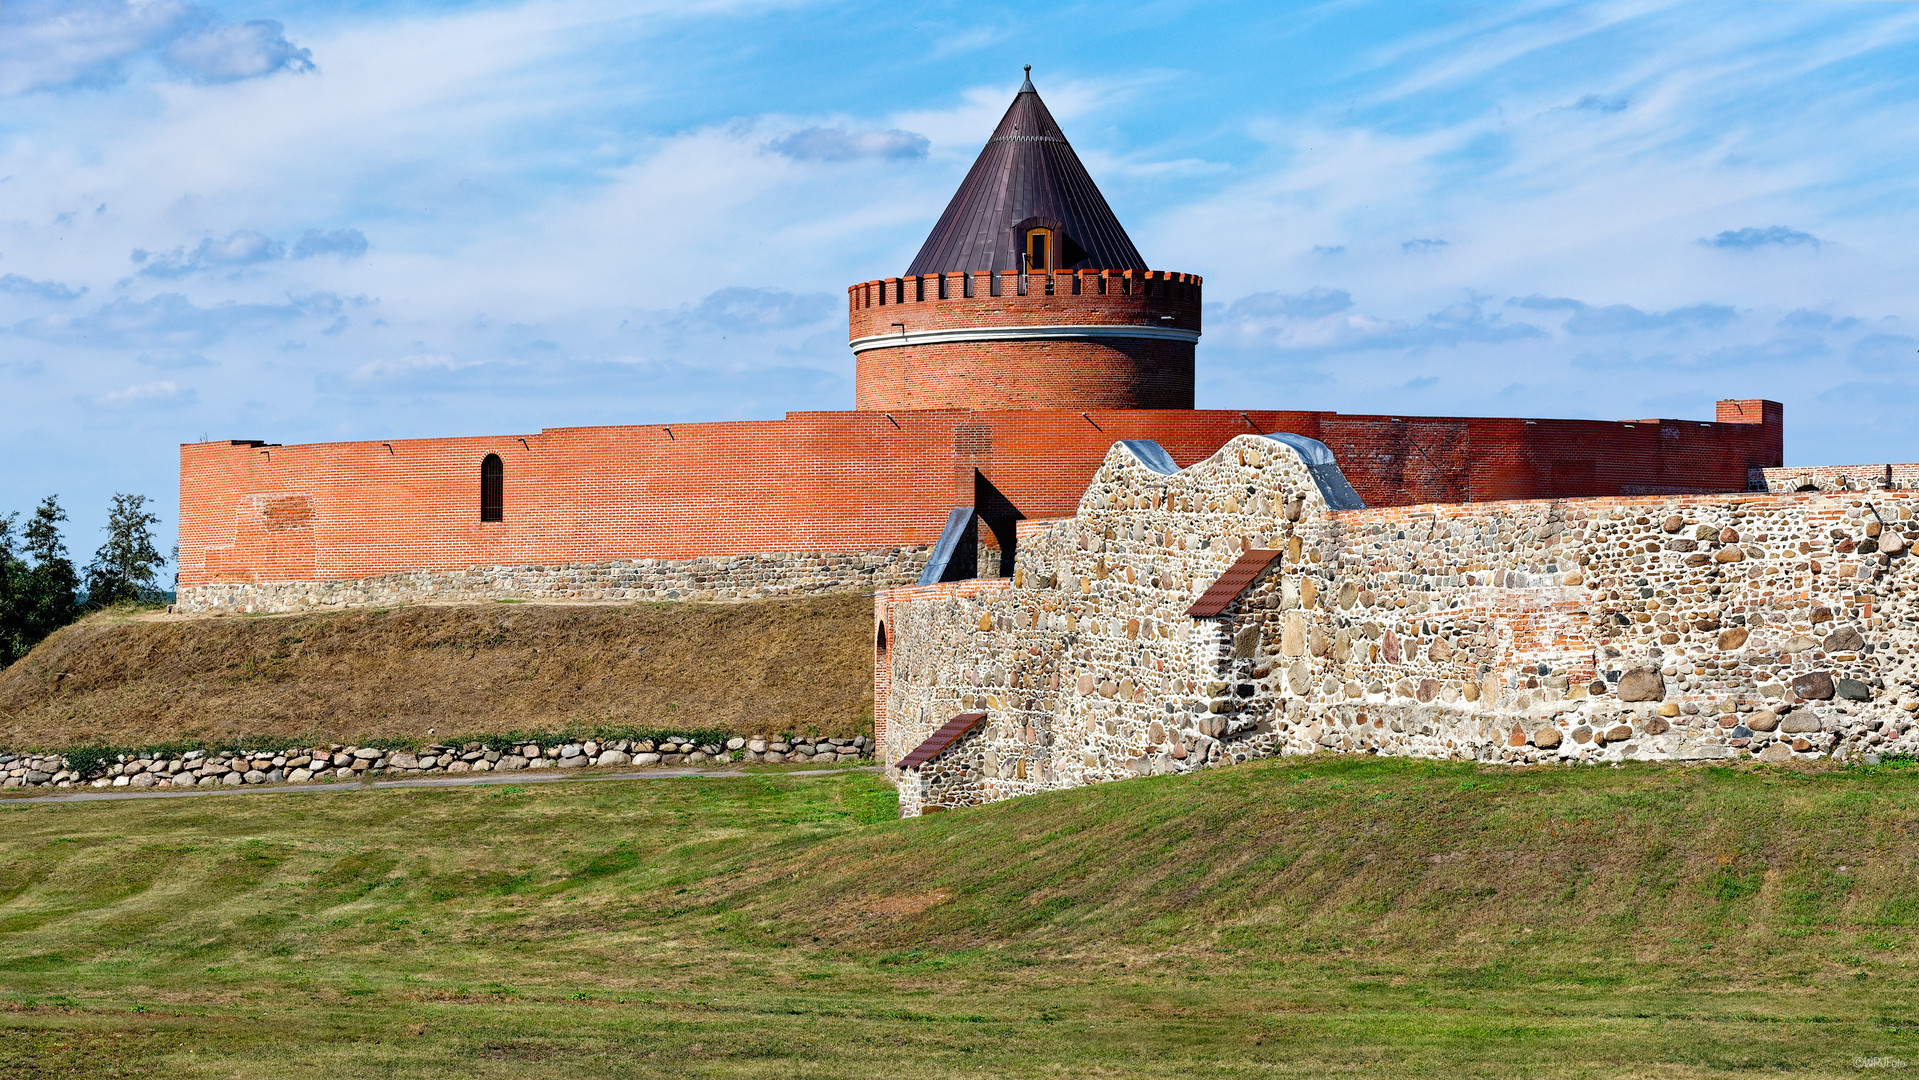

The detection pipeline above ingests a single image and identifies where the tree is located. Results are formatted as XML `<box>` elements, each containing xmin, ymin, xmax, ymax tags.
<box><xmin>85</xmin><ymin>494</ymin><xmax>165</xmax><ymax>609</ymax></box>
<box><xmin>19</xmin><ymin>496</ymin><xmax>80</xmax><ymax>647</ymax></box>
<box><xmin>0</xmin><ymin>513</ymin><xmax>24</xmax><ymax>665</ymax></box>
<box><xmin>0</xmin><ymin>497</ymin><xmax>82</xmax><ymax>666</ymax></box>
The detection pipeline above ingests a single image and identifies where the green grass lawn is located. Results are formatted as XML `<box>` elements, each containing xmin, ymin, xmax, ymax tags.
<box><xmin>2</xmin><ymin>757</ymin><xmax>1917</xmax><ymax>1078</ymax></box>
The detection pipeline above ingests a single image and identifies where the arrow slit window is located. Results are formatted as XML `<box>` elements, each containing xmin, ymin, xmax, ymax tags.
<box><xmin>481</xmin><ymin>454</ymin><xmax>504</xmax><ymax>522</ymax></box>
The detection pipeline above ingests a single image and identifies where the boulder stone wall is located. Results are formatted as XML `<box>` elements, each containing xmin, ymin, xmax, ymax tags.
<box><xmin>178</xmin><ymin>548</ymin><xmax>929</xmax><ymax>614</ymax></box>
<box><xmin>879</xmin><ymin>435</ymin><xmax>1919</xmax><ymax>816</ymax></box>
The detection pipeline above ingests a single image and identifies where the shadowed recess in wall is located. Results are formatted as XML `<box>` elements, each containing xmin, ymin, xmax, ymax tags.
<box><xmin>976</xmin><ymin>469</ymin><xmax>1024</xmax><ymax>573</ymax></box>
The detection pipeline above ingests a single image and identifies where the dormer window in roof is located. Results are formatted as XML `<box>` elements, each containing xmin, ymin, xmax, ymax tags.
<box><xmin>1024</xmin><ymin>227</ymin><xmax>1051</xmax><ymax>273</ymax></box>
<box><xmin>905</xmin><ymin>67</ymin><xmax>1147</xmax><ymax>276</ymax></box>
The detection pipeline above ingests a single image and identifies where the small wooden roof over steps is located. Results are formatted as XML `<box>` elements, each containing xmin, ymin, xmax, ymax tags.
<box><xmin>1185</xmin><ymin>548</ymin><xmax>1283</xmax><ymax>617</ymax></box>
<box><xmin>898</xmin><ymin>712</ymin><xmax>988</xmax><ymax>771</ymax></box>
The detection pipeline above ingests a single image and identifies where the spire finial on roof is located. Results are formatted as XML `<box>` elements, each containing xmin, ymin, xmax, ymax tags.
<box><xmin>902</xmin><ymin>68</ymin><xmax>1148</xmax><ymax>276</ymax></box>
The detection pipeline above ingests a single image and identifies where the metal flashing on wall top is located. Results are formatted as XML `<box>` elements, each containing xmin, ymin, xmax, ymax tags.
<box><xmin>1118</xmin><ymin>439</ymin><xmax>1180</xmax><ymax>475</ymax></box>
<box><xmin>917</xmin><ymin>507</ymin><xmax>979</xmax><ymax>585</ymax></box>
<box><xmin>1264</xmin><ymin>433</ymin><xmax>1365</xmax><ymax>511</ymax></box>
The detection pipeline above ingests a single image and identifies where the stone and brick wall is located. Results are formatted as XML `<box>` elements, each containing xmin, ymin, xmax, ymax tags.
<box><xmin>181</xmin><ymin>548</ymin><xmax>928</xmax><ymax>614</ymax></box>
<box><xmin>179</xmin><ymin>402</ymin><xmax>1782</xmax><ymax>612</ymax></box>
<box><xmin>1765</xmin><ymin>463</ymin><xmax>1919</xmax><ymax>494</ymax></box>
<box><xmin>877</xmin><ymin>434</ymin><xmax>1919</xmax><ymax>816</ymax></box>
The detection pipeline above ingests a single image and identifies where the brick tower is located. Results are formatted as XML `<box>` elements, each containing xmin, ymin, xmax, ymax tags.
<box><xmin>849</xmin><ymin>68</ymin><xmax>1200</xmax><ymax>412</ymax></box>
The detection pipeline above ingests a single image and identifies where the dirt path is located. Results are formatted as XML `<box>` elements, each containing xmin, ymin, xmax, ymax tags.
<box><xmin>1</xmin><ymin>764</ymin><xmax>879</xmax><ymax>805</ymax></box>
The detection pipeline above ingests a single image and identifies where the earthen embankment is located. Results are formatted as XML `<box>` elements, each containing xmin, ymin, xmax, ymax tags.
<box><xmin>0</xmin><ymin>595</ymin><xmax>872</xmax><ymax>749</ymax></box>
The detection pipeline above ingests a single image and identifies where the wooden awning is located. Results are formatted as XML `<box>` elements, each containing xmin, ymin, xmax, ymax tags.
<box><xmin>897</xmin><ymin>712</ymin><xmax>989</xmax><ymax>771</ymax></box>
<box><xmin>1185</xmin><ymin>548</ymin><xmax>1282</xmax><ymax>617</ymax></box>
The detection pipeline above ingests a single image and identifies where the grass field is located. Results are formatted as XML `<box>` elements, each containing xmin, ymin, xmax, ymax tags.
<box><xmin>3</xmin><ymin>756</ymin><xmax>1918</xmax><ymax>1078</ymax></box>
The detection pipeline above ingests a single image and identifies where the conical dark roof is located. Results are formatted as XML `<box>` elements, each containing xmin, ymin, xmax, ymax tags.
<box><xmin>905</xmin><ymin>68</ymin><xmax>1147</xmax><ymax>276</ymax></box>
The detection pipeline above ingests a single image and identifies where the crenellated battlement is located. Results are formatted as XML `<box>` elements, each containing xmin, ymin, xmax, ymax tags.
<box><xmin>847</xmin><ymin>269</ymin><xmax>1201</xmax><ymax>342</ymax></box>
<box><xmin>847</xmin><ymin>270</ymin><xmax>1203</xmax><ymax>412</ymax></box>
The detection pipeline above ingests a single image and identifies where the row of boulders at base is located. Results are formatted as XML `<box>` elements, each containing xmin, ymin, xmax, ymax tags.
<box><xmin>0</xmin><ymin>734</ymin><xmax>872</xmax><ymax>792</ymax></box>
<box><xmin>1498</xmin><ymin>707</ymin><xmax>1885</xmax><ymax>761</ymax></box>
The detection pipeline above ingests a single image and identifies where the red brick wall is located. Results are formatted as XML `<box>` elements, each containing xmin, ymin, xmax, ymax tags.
<box><xmin>849</xmin><ymin>270</ymin><xmax>1200</xmax><ymax>412</ymax></box>
<box><xmin>856</xmin><ymin>338</ymin><xmax>1194</xmax><ymax>411</ymax></box>
<box><xmin>179</xmin><ymin>402</ymin><xmax>1784</xmax><ymax>591</ymax></box>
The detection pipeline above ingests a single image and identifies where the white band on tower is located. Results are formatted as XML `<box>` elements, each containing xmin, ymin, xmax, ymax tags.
<box><xmin>850</xmin><ymin>324</ymin><xmax>1200</xmax><ymax>355</ymax></box>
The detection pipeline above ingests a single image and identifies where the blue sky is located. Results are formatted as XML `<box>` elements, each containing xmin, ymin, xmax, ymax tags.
<box><xmin>4</xmin><ymin>0</ymin><xmax>1919</xmax><ymax>567</ymax></box>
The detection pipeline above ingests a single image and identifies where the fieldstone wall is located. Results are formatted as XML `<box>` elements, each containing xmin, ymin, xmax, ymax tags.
<box><xmin>1765</xmin><ymin>464</ymin><xmax>1919</xmax><ymax>494</ymax></box>
<box><xmin>0</xmin><ymin>733</ymin><xmax>872</xmax><ymax>792</ymax></box>
<box><xmin>878</xmin><ymin>435</ymin><xmax>1919</xmax><ymax>816</ymax></box>
<box><xmin>176</xmin><ymin>548</ymin><xmax>930</xmax><ymax>614</ymax></box>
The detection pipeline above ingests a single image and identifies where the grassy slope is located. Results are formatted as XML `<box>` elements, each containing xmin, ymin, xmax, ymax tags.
<box><xmin>2</xmin><ymin>757</ymin><xmax>1917</xmax><ymax>1077</ymax></box>
<box><xmin>0</xmin><ymin>595</ymin><xmax>872</xmax><ymax>749</ymax></box>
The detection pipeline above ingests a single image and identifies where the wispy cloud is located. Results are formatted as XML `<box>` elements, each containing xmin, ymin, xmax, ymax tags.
<box><xmin>681</xmin><ymin>287</ymin><xmax>835</xmax><ymax>331</ymax></box>
<box><xmin>349</xmin><ymin>353</ymin><xmax>474</xmax><ymax>380</ymax></box>
<box><xmin>134</xmin><ymin>231</ymin><xmax>284</xmax><ymax>277</ymax></box>
<box><xmin>1511</xmin><ymin>296</ymin><xmax>1736</xmax><ymax>335</ymax></box>
<box><xmin>764</xmin><ymin>127</ymin><xmax>930</xmax><ymax>162</ymax></box>
<box><xmin>1218</xmin><ymin>289</ymin><xmax>1542</xmax><ymax>353</ymax></box>
<box><xmin>1700</xmin><ymin>226</ymin><xmax>1823</xmax><ymax>250</ymax></box>
<box><xmin>292</xmin><ymin>229</ymin><xmax>369</xmax><ymax>260</ymax></box>
<box><xmin>93</xmin><ymin>379</ymin><xmax>197</xmax><ymax>407</ymax></box>
<box><xmin>1570</xmin><ymin>93</ymin><xmax>1629</xmax><ymax>113</ymax></box>
<box><xmin>134</xmin><ymin>351</ymin><xmax>214</xmax><ymax>369</ymax></box>
<box><xmin>0</xmin><ymin>273</ymin><xmax>86</xmax><ymax>301</ymax></box>
<box><xmin>1850</xmin><ymin>333</ymin><xmax>1918</xmax><ymax>368</ymax></box>
<box><xmin>1779</xmin><ymin>308</ymin><xmax>1861</xmax><ymax>332</ymax></box>
<box><xmin>163</xmin><ymin>19</ymin><xmax>313</xmax><ymax>83</ymax></box>
<box><xmin>133</xmin><ymin>228</ymin><xmax>368</xmax><ymax>277</ymax></box>
<box><xmin>0</xmin><ymin>0</ymin><xmax>315</xmax><ymax>94</ymax></box>
<box><xmin>1226</xmin><ymin>287</ymin><xmax>1353</xmax><ymax>319</ymax></box>
<box><xmin>13</xmin><ymin>292</ymin><xmax>340</xmax><ymax>348</ymax></box>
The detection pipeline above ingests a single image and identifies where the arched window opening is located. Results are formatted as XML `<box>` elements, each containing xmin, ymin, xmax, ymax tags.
<box><xmin>480</xmin><ymin>454</ymin><xmax>504</xmax><ymax>522</ymax></box>
<box><xmin>876</xmin><ymin>622</ymin><xmax>889</xmax><ymax>650</ymax></box>
<box><xmin>1024</xmin><ymin>228</ymin><xmax>1052</xmax><ymax>273</ymax></box>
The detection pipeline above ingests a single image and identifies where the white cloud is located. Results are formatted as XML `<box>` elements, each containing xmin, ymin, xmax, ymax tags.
<box><xmin>1699</xmin><ymin>226</ymin><xmax>1823</xmax><ymax>251</ymax></box>
<box><xmin>0</xmin><ymin>1</ymin><xmax>315</xmax><ymax>94</ymax></box>
<box><xmin>0</xmin><ymin>0</ymin><xmax>194</xmax><ymax>94</ymax></box>
<box><xmin>13</xmin><ymin>292</ymin><xmax>339</xmax><ymax>348</ymax></box>
<box><xmin>135</xmin><ymin>230</ymin><xmax>285</xmax><ymax>277</ymax></box>
<box><xmin>349</xmin><ymin>352</ymin><xmax>470</xmax><ymax>380</ymax></box>
<box><xmin>0</xmin><ymin>274</ymin><xmax>86</xmax><ymax>301</ymax></box>
<box><xmin>764</xmin><ymin>127</ymin><xmax>929</xmax><ymax>162</ymax></box>
<box><xmin>292</xmin><ymin>229</ymin><xmax>368</xmax><ymax>259</ymax></box>
<box><xmin>95</xmin><ymin>379</ymin><xmax>195</xmax><ymax>405</ymax></box>
<box><xmin>128</xmin><ymin>228</ymin><xmax>367</xmax><ymax>276</ymax></box>
<box><xmin>163</xmin><ymin>19</ymin><xmax>314</xmax><ymax>83</ymax></box>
